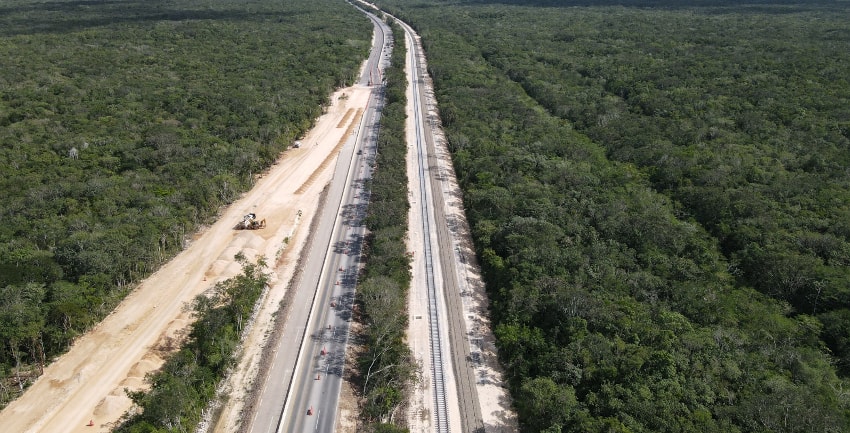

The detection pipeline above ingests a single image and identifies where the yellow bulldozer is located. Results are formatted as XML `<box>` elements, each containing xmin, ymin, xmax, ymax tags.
<box><xmin>237</xmin><ymin>213</ymin><xmax>266</xmax><ymax>230</ymax></box>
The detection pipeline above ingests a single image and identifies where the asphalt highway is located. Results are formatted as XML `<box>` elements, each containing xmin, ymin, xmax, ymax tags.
<box><xmin>246</xmin><ymin>10</ymin><xmax>391</xmax><ymax>433</ymax></box>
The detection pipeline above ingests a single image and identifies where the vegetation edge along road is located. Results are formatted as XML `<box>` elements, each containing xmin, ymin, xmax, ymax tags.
<box><xmin>115</xmin><ymin>255</ymin><xmax>269</xmax><ymax>432</ymax></box>
<box><xmin>352</xmin><ymin>17</ymin><xmax>417</xmax><ymax>433</ymax></box>
<box><xmin>375</xmin><ymin>0</ymin><xmax>850</xmax><ymax>431</ymax></box>
<box><xmin>0</xmin><ymin>0</ymin><xmax>372</xmax><ymax>408</ymax></box>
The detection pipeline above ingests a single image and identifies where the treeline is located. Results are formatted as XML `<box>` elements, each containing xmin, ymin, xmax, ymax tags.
<box><xmin>377</xmin><ymin>1</ymin><xmax>850</xmax><ymax>432</ymax></box>
<box><xmin>116</xmin><ymin>255</ymin><xmax>269</xmax><ymax>432</ymax></box>
<box><xmin>0</xmin><ymin>0</ymin><xmax>371</xmax><ymax>405</ymax></box>
<box><xmin>355</xmin><ymin>19</ymin><xmax>413</xmax><ymax>432</ymax></box>
<box><xmin>469</xmin><ymin>3</ymin><xmax>850</xmax><ymax>375</ymax></box>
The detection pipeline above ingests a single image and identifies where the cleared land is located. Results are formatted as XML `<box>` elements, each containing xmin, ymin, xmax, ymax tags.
<box><xmin>0</xmin><ymin>85</ymin><xmax>372</xmax><ymax>433</ymax></box>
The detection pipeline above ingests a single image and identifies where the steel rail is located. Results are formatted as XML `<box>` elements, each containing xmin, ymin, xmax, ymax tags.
<box><xmin>396</xmin><ymin>15</ymin><xmax>486</xmax><ymax>433</ymax></box>
<box><xmin>405</xmin><ymin>22</ymin><xmax>451</xmax><ymax>433</ymax></box>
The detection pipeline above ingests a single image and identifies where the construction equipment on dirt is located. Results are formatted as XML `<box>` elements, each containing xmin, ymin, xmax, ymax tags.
<box><xmin>237</xmin><ymin>213</ymin><xmax>266</xmax><ymax>230</ymax></box>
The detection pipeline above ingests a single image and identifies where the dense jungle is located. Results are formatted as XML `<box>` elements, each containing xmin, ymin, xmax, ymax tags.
<box><xmin>376</xmin><ymin>0</ymin><xmax>850</xmax><ymax>431</ymax></box>
<box><xmin>0</xmin><ymin>0</ymin><xmax>372</xmax><ymax>406</ymax></box>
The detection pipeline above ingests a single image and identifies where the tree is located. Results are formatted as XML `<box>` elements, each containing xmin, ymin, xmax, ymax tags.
<box><xmin>0</xmin><ymin>283</ymin><xmax>46</xmax><ymax>389</ymax></box>
<box><xmin>516</xmin><ymin>377</ymin><xmax>578</xmax><ymax>432</ymax></box>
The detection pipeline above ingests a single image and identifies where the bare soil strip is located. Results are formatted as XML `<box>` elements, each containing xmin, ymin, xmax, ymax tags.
<box><xmin>296</xmin><ymin>109</ymin><xmax>364</xmax><ymax>195</ymax></box>
<box><xmin>337</xmin><ymin>108</ymin><xmax>355</xmax><ymax>128</ymax></box>
<box><xmin>0</xmin><ymin>86</ymin><xmax>372</xmax><ymax>433</ymax></box>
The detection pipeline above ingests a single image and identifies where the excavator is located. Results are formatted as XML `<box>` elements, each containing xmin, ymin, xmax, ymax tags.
<box><xmin>237</xmin><ymin>213</ymin><xmax>266</xmax><ymax>230</ymax></box>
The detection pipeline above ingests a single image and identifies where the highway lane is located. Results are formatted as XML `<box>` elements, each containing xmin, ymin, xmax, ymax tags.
<box><xmin>357</xmin><ymin>4</ymin><xmax>389</xmax><ymax>86</ymax></box>
<box><xmin>246</xmin><ymin>10</ymin><xmax>390</xmax><ymax>433</ymax></box>
<box><xmin>279</xmin><ymin>82</ymin><xmax>386</xmax><ymax>433</ymax></box>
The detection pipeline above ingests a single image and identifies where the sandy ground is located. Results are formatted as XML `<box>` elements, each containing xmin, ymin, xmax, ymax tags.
<box><xmin>0</xmin><ymin>85</ymin><xmax>373</xmax><ymax>433</ymax></box>
<box><xmin>401</xmin><ymin>17</ymin><xmax>518</xmax><ymax>433</ymax></box>
<box><xmin>210</xmin><ymin>87</ymin><xmax>372</xmax><ymax>433</ymax></box>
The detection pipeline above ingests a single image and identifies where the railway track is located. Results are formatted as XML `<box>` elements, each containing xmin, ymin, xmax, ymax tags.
<box><xmin>398</xmin><ymin>16</ymin><xmax>485</xmax><ymax>433</ymax></box>
<box><xmin>409</xmin><ymin>32</ymin><xmax>450</xmax><ymax>432</ymax></box>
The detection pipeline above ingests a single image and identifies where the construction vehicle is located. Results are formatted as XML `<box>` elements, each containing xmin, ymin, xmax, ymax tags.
<box><xmin>237</xmin><ymin>213</ymin><xmax>266</xmax><ymax>230</ymax></box>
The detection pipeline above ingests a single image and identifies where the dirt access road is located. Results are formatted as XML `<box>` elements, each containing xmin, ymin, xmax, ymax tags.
<box><xmin>0</xmin><ymin>85</ymin><xmax>373</xmax><ymax>433</ymax></box>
